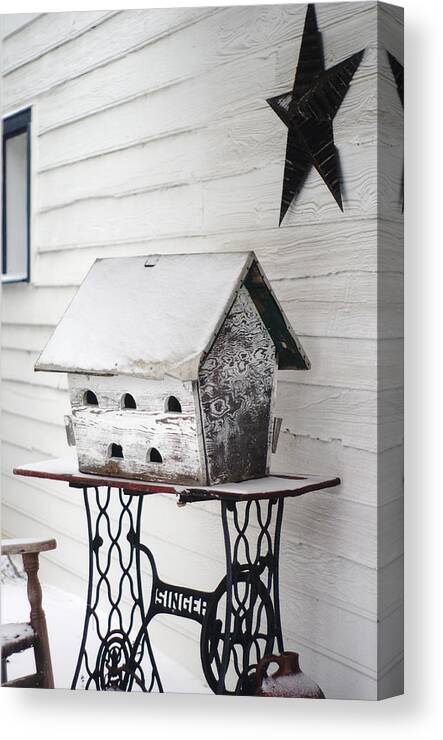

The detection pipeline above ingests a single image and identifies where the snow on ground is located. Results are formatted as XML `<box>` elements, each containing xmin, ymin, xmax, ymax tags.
<box><xmin>1</xmin><ymin>574</ymin><xmax>207</xmax><ymax>694</ymax></box>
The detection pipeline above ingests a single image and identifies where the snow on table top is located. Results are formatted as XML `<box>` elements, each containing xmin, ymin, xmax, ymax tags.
<box><xmin>13</xmin><ymin>457</ymin><xmax>340</xmax><ymax>501</ymax></box>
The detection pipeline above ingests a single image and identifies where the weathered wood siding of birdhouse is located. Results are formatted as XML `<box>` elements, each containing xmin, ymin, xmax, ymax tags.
<box><xmin>68</xmin><ymin>374</ymin><xmax>206</xmax><ymax>485</ymax></box>
<box><xmin>198</xmin><ymin>287</ymin><xmax>276</xmax><ymax>485</ymax></box>
<box><xmin>1</xmin><ymin>5</ymin><xmax>403</xmax><ymax>700</ymax></box>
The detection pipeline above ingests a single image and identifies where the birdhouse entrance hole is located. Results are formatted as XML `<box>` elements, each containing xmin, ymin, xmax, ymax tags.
<box><xmin>147</xmin><ymin>447</ymin><xmax>162</xmax><ymax>463</ymax></box>
<box><xmin>84</xmin><ymin>390</ymin><xmax>98</xmax><ymax>406</ymax></box>
<box><xmin>109</xmin><ymin>443</ymin><xmax>124</xmax><ymax>459</ymax></box>
<box><xmin>166</xmin><ymin>396</ymin><xmax>182</xmax><ymax>413</ymax></box>
<box><xmin>121</xmin><ymin>393</ymin><xmax>137</xmax><ymax>409</ymax></box>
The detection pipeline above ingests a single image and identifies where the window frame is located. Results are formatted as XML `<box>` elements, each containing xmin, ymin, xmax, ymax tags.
<box><xmin>2</xmin><ymin>107</ymin><xmax>32</xmax><ymax>284</ymax></box>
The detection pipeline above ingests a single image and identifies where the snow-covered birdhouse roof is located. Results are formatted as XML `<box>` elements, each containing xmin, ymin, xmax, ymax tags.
<box><xmin>35</xmin><ymin>251</ymin><xmax>310</xmax><ymax>380</ymax></box>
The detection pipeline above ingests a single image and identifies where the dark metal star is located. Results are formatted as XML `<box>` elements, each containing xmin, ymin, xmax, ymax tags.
<box><xmin>387</xmin><ymin>52</ymin><xmax>404</xmax><ymax>210</ymax></box>
<box><xmin>267</xmin><ymin>4</ymin><xmax>365</xmax><ymax>225</ymax></box>
<box><xmin>387</xmin><ymin>52</ymin><xmax>404</xmax><ymax>108</ymax></box>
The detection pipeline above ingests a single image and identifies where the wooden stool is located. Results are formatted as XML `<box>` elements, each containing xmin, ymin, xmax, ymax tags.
<box><xmin>1</xmin><ymin>538</ymin><xmax>56</xmax><ymax>689</ymax></box>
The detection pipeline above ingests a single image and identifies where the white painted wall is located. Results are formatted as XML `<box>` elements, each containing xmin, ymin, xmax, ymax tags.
<box><xmin>0</xmin><ymin>4</ymin><xmax>403</xmax><ymax>699</ymax></box>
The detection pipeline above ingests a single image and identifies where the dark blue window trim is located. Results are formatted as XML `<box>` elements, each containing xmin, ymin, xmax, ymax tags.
<box><xmin>2</xmin><ymin>107</ymin><xmax>31</xmax><ymax>284</ymax></box>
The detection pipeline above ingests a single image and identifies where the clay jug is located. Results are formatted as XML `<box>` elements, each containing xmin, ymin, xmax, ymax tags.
<box><xmin>255</xmin><ymin>651</ymin><xmax>325</xmax><ymax>699</ymax></box>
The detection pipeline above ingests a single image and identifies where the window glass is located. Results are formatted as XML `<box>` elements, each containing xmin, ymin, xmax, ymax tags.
<box><xmin>2</xmin><ymin>108</ymin><xmax>31</xmax><ymax>283</ymax></box>
<box><xmin>5</xmin><ymin>132</ymin><xmax>28</xmax><ymax>277</ymax></box>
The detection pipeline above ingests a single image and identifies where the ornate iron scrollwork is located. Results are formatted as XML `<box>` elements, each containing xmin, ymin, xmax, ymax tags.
<box><xmin>71</xmin><ymin>487</ymin><xmax>162</xmax><ymax>692</ymax></box>
<box><xmin>72</xmin><ymin>487</ymin><xmax>284</xmax><ymax>695</ymax></box>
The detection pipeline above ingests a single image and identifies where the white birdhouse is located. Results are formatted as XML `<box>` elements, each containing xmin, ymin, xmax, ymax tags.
<box><xmin>35</xmin><ymin>252</ymin><xmax>310</xmax><ymax>485</ymax></box>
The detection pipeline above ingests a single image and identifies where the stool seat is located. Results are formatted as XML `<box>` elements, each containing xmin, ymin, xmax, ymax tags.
<box><xmin>1</xmin><ymin>622</ymin><xmax>36</xmax><ymax>659</ymax></box>
<box><xmin>1</xmin><ymin>538</ymin><xmax>56</xmax><ymax>556</ymax></box>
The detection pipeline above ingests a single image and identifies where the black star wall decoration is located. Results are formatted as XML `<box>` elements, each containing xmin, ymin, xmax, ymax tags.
<box><xmin>387</xmin><ymin>52</ymin><xmax>404</xmax><ymax>210</ymax></box>
<box><xmin>267</xmin><ymin>3</ymin><xmax>365</xmax><ymax>225</ymax></box>
<box><xmin>387</xmin><ymin>52</ymin><xmax>404</xmax><ymax>108</ymax></box>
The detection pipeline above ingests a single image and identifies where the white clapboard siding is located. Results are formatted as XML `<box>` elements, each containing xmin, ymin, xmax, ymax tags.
<box><xmin>2</xmin><ymin>380</ymin><xmax>71</xmax><ymax>425</ymax></box>
<box><xmin>0</xmin><ymin>13</ymin><xmax>42</xmax><ymax>39</ymax></box>
<box><xmin>33</xmin><ymin>5</ymin><xmax>385</xmax><ymax>140</ymax></box>
<box><xmin>2</xmin><ymin>7</ymin><xmax>217</xmax><ymax>111</ymax></box>
<box><xmin>2</xmin><ymin>11</ymin><xmax>118</xmax><ymax>74</ymax></box>
<box><xmin>1</xmin><ymin>411</ymin><xmax>67</xmax><ymax>457</ymax></box>
<box><xmin>0</xmin><ymin>323</ymin><xmax>54</xmax><ymax>352</ymax></box>
<box><xmin>283</xmin><ymin>299</ymin><xmax>402</xmax><ymax>339</ymax></box>
<box><xmin>36</xmin><ymin>183</ymin><xmax>204</xmax><ymax>247</ymax></box>
<box><xmin>1</xmin><ymin>349</ymin><xmax>68</xmax><ymax>390</ymax></box>
<box><xmin>21</xmin><ymin>4</ymin><xmax>374</xmax><ymax>136</ymax></box>
<box><xmin>283</xmin><ymin>337</ymin><xmax>403</xmax><ymax>391</ymax></box>
<box><xmin>276</xmin><ymin>383</ymin><xmax>402</xmax><ymax>453</ymax></box>
<box><xmin>33</xmin><ymin>146</ymin><xmax>402</xmax><ymax>239</ymax></box>
<box><xmin>273</xmin><ymin>434</ymin><xmax>403</xmax><ymax>507</ymax></box>
<box><xmin>1</xmin><ymin>284</ymin><xmax>77</xmax><ymax>325</ymax></box>
<box><xmin>31</xmin><ymin>219</ymin><xmax>402</xmax><ymax>273</ymax></box>
<box><xmin>37</xmin><ymin>108</ymin><xmax>377</xmax><ymax>212</ymax></box>
<box><xmin>35</xmin><ymin>61</ymin><xmax>375</xmax><ymax>174</ymax></box>
<box><xmin>1</xmin><ymin>4</ymin><xmax>403</xmax><ymax>699</ymax></box>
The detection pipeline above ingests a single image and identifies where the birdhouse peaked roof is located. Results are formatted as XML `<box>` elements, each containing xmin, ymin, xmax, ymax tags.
<box><xmin>35</xmin><ymin>252</ymin><xmax>310</xmax><ymax>381</ymax></box>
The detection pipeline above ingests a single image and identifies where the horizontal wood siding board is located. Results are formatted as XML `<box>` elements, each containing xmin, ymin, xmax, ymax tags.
<box><xmin>33</xmin><ymin>5</ymin><xmax>390</xmax><ymax>145</ymax></box>
<box><xmin>30</xmin><ymin>219</ymin><xmax>402</xmax><ymax>273</ymax></box>
<box><xmin>4</xmin><ymin>3</ymin><xmax>377</xmax><ymax>119</ymax></box>
<box><xmin>276</xmin><ymin>384</ymin><xmax>402</xmax><ymax>453</ymax></box>
<box><xmin>36</xmin><ymin>64</ymin><xmax>379</xmax><ymax>173</ymax></box>
<box><xmin>1</xmin><ymin>13</ymin><xmax>43</xmax><ymax>40</ymax></box>
<box><xmin>2</xmin><ymin>7</ymin><xmax>218</xmax><ymax>111</ymax></box>
<box><xmin>1</xmin><ymin>411</ymin><xmax>68</xmax><ymax>457</ymax></box>
<box><xmin>1</xmin><ymin>285</ymin><xmax>77</xmax><ymax>326</ymax></box>
<box><xmin>2</xmin><ymin>11</ymin><xmax>119</xmax><ymax>74</ymax></box>
<box><xmin>33</xmin><ymin>152</ymin><xmax>401</xmax><ymax>248</ymax></box>
<box><xmin>1</xmin><ymin>324</ymin><xmax>55</xmax><ymax>351</ymax></box>
<box><xmin>273</xmin><ymin>433</ymin><xmax>403</xmax><ymax>507</ymax></box>
<box><xmin>35</xmin><ymin>111</ymin><xmax>384</xmax><ymax>212</ymax></box>
<box><xmin>35</xmin><ymin>54</ymin><xmax>378</xmax><ymax>173</ymax></box>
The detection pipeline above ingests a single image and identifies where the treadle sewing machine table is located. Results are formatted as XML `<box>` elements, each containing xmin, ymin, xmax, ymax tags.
<box><xmin>14</xmin><ymin>458</ymin><xmax>340</xmax><ymax>695</ymax></box>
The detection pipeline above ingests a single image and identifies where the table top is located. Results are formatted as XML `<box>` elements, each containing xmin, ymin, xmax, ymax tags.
<box><xmin>13</xmin><ymin>457</ymin><xmax>340</xmax><ymax>502</ymax></box>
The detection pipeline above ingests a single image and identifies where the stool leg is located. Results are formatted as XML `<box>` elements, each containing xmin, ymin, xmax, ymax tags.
<box><xmin>22</xmin><ymin>552</ymin><xmax>54</xmax><ymax>689</ymax></box>
<box><xmin>1</xmin><ymin>657</ymin><xmax>8</xmax><ymax>685</ymax></box>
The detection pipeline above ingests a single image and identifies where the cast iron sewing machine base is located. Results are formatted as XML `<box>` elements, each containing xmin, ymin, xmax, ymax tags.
<box><xmin>71</xmin><ymin>487</ymin><xmax>284</xmax><ymax>695</ymax></box>
<box><xmin>13</xmin><ymin>459</ymin><xmax>340</xmax><ymax>695</ymax></box>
